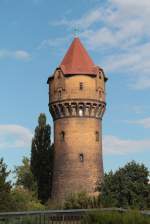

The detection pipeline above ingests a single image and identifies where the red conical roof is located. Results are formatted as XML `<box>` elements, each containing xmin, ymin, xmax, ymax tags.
<box><xmin>60</xmin><ymin>37</ymin><xmax>98</xmax><ymax>75</ymax></box>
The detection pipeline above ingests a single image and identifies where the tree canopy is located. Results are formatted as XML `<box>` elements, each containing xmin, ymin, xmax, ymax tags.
<box><xmin>0</xmin><ymin>158</ymin><xmax>12</xmax><ymax>211</ymax></box>
<box><xmin>31</xmin><ymin>113</ymin><xmax>54</xmax><ymax>203</ymax></box>
<box><xmin>14</xmin><ymin>156</ymin><xmax>37</xmax><ymax>193</ymax></box>
<box><xmin>99</xmin><ymin>161</ymin><xmax>150</xmax><ymax>209</ymax></box>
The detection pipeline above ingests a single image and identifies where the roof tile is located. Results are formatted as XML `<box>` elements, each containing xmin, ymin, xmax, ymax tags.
<box><xmin>60</xmin><ymin>37</ymin><xmax>98</xmax><ymax>75</ymax></box>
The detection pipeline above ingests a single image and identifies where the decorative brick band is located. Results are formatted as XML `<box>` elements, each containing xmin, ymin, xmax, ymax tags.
<box><xmin>49</xmin><ymin>100</ymin><xmax>106</xmax><ymax>120</ymax></box>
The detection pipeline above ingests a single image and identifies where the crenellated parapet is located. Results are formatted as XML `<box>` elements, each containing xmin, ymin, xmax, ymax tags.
<box><xmin>49</xmin><ymin>99</ymin><xmax>106</xmax><ymax>120</ymax></box>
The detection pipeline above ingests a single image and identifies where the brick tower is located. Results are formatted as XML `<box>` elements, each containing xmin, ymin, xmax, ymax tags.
<box><xmin>47</xmin><ymin>37</ymin><xmax>107</xmax><ymax>202</ymax></box>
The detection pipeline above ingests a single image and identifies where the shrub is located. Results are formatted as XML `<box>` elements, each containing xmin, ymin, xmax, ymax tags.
<box><xmin>0</xmin><ymin>158</ymin><xmax>12</xmax><ymax>212</ymax></box>
<box><xmin>46</xmin><ymin>198</ymin><xmax>63</xmax><ymax>209</ymax></box>
<box><xmin>98</xmin><ymin>161</ymin><xmax>150</xmax><ymax>209</ymax></box>
<box><xmin>82</xmin><ymin>210</ymin><xmax>150</xmax><ymax>224</ymax></box>
<box><xmin>10</xmin><ymin>187</ymin><xmax>45</xmax><ymax>211</ymax></box>
<box><xmin>63</xmin><ymin>191</ymin><xmax>101</xmax><ymax>209</ymax></box>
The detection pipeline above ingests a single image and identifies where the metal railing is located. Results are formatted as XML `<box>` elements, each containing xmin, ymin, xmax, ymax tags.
<box><xmin>0</xmin><ymin>208</ymin><xmax>149</xmax><ymax>224</ymax></box>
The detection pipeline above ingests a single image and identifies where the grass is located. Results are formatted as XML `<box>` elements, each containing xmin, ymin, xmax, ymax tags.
<box><xmin>82</xmin><ymin>210</ymin><xmax>150</xmax><ymax>224</ymax></box>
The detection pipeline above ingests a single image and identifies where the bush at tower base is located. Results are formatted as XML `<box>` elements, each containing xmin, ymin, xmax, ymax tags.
<box><xmin>81</xmin><ymin>210</ymin><xmax>150</xmax><ymax>224</ymax></box>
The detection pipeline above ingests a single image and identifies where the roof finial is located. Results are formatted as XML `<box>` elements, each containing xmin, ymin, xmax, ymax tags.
<box><xmin>73</xmin><ymin>26</ymin><xmax>79</xmax><ymax>37</ymax></box>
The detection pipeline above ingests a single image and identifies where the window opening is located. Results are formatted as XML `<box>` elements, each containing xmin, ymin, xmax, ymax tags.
<box><xmin>79</xmin><ymin>82</ymin><xmax>83</xmax><ymax>90</ymax></box>
<box><xmin>58</xmin><ymin>90</ymin><xmax>62</xmax><ymax>99</ymax></box>
<box><xmin>96</xmin><ymin>131</ymin><xmax>99</xmax><ymax>142</ymax></box>
<box><xmin>58</xmin><ymin>71</ymin><xmax>61</xmax><ymax>79</ymax></box>
<box><xmin>79</xmin><ymin>108</ymin><xmax>83</xmax><ymax>116</ymax></box>
<box><xmin>99</xmin><ymin>90</ymin><xmax>102</xmax><ymax>98</ymax></box>
<box><xmin>60</xmin><ymin>131</ymin><xmax>65</xmax><ymax>141</ymax></box>
<box><xmin>79</xmin><ymin>153</ymin><xmax>84</xmax><ymax>162</ymax></box>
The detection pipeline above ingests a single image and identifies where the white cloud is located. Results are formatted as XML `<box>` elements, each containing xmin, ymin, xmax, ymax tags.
<box><xmin>85</xmin><ymin>1</ymin><xmax>150</xmax><ymax>89</ymax></box>
<box><xmin>14</xmin><ymin>51</ymin><xmax>31</xmax><ymax>60</ymax></box>
<box><xmin>111</xmin><ymin>0</ymin><xmax>150</xmax><ymax>13</ymax></box>
<box><xmin>80</xmin><ymin>3</ymin><xmax>150</xmax><ymax>51</ymax></box>
<box><xmin>132</xmin><ymin>75</ymin><xmax>150</xmax><ymax>90</ymax></box>
<box><xmin>103</xmin><ymin>42</ymin><xmax>150</xmax><ymax>70</ymax></box>
<box><xmin>128</xmin><ymin>117</ymin><xmax>150</xmax><ymax>129</ymax></box>
<box><xmin>131</xmin><ymin>105</ymin><xmax>145</xmax><ymax>115</ymax></box>
<box><xmin>0</xmin><ymin>50</ymin><xmax>31</xmax><ymax>60</ymax></box>
<box><xmin>50</xmin><ymin>0</ymin><xmax>150</xmax><ymax>89</ymax></box>
<box><xmin>50</xmin><ymin>8</ymin><xmax>102</xmax><ymax>29</ymax></box>
<box><xmin>0</xmin><ymin>125</ymin><xmax>33</xmax><ymax>149</ymax></box>
<box><xmin>38</xmin><ymin>37</ymin><xmax>69</xmax><ymax>49</ymax></box>
<box><xmin>103</xmin><ymin>135</ymin><xmax>150</xmax><ymax>155</ymax></box>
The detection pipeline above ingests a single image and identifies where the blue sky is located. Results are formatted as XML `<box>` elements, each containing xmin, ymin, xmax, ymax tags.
<box><xmin>0</xmin><ymin>0</ymin><xmax>150</xmax><ymax>174</ymax></box>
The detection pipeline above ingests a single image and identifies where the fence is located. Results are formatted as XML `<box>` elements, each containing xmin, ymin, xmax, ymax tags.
<box><xmin>0</xmin><ymin>208</ymin><xmax>149</xmax><ymax>224</ymax></box>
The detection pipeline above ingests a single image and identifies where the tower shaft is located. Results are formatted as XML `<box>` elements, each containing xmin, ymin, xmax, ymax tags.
<box><xmin>52</xmin><ymin>113</ymin><xmax>104</xmax><ymax>200</ymax></box>
<box><xmin>47</xmin><ymin>38</ymin><xmax>107</xmax><ymax>202</ymax></box>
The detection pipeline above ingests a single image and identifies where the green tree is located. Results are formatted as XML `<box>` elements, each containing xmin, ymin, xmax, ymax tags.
<box><xmin>82</xmin><ymin>210</ymin><xmax>150</xmax><ymax>224</ymax></box>
<box><xmin>14</xmin><ymin>157</ymin><xmax>37</xmax><ymax>193</ymax></box>
<box><xmin>99</xmin><ymin>161</ymin><xmax>150</xmax><ymax>209</ymax></box>
<box><xmin>0</xmin><ymin>158</ymin><xmax>12</xmax><ymax>212</ymax></box>
<box><xmin>31</xmin><ymin>113</ymin><xmax>53</xmax><ymax>203</ymax></box>
<box><xmin>64</xmin><ymin>191</ymin><xmax>101</xmax><ymax>209</ymax></box>
<box><xmin>11</xmin><ymin>187</ymin><xmax>45</xmax><ymax>211</ymax></box>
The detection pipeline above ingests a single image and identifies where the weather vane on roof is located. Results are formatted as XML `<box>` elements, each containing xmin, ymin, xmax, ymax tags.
<box><xmin>73</xmin><ymin>26</ymin><xmax>79</xmax><ymax>37</ymax></box>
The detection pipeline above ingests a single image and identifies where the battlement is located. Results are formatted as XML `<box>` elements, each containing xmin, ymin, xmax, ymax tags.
<box><xmin>49</xmin><ymin>99</ymin><xmax>105</xmax><ymax>120</ymax></box>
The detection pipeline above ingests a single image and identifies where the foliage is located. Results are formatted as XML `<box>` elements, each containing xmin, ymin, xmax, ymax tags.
<box><xmin>31</xmin><ymin>113</ymin><xmax>54</xmax><ymax>204</ymax></box>
<box><xmin>0</xmin><ymin>158</ymin><xmax>12</xmax><ymax>212</ymax></box>
<box><xmin>46</xmin><ymin>198</ymin><xmax>63</xmax><ymax>209</ymax></box>
<box><xmin>0</xmin><ymin>216</ymin><xmax>41</xmax><ymax>224</ymax></box>
<box><xmin>10</xmin><ymin>187</ymin><xmax>45</xmax><ymax>211</ymax></box>
<box><xmin>99</xmin><ymin>161</ymin><xmax>150</xmax><ymax>209</ymax></box>
<box><xmin>0</xmin><ymin>156</ymin><xmax>45</xmax><ymax>212</ymax></box>
<box><xmin>14</xmin><ymin>157</ymin><xmax>37</xmax><ymax>193</ymax></box>
<box><xmin>82</xmin><ymin>210</ymin><xmax>150</xmax><ymax>224</ymax></box>
<box><xmin>64</xmin><ymin>191</ymin><xmax>101</xmax><ymax>209</ymax></box>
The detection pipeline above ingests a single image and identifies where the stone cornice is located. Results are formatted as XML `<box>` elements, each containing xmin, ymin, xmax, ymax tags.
<box><xmin>49</xmin><ymin>99</ymin><xmax>106</xmax><ymax>121</ymax></box>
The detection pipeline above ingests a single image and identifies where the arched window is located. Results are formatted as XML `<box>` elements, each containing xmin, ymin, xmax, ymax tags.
<box><xmin>58</xmin><ymin>90</ymin><xmax>62</xmax><ymax>99</ymax></box>
<box><xmin>57</xmin><ymin>71</ymin><xmax>61</xmax><ymax>79</ymax></box>
<box><xmin>60</xmin><ymin>131</ymin><xmax>65</xmax><ymax>141</ymax></box>
<box><xmin>99</xmin><ymin>71</ymin><xmax>103</xmax><ymax>79</ymax></box>
<box><xmin>99</xmin><ymin>90</ymin><xmax>102</xmax><ymax>98</ymax></box>
<box><xmin>79</xmin><ymin>153</ymin><xmax>84</xmax><ymax>162</ymax></box>
<box><xmin>95</xmin><ymin>131</ymin><xmax>99</xmax><ymax>142</ymax></box>
<box><xmin>79</xmin><ymin>108</ymin><xmax>83</xmax><ymax>116</ymax></box>
<box><xmin>79</xmin><ymin>82</ymin><xmax>83</xmax><ymax>90</ymax></box>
